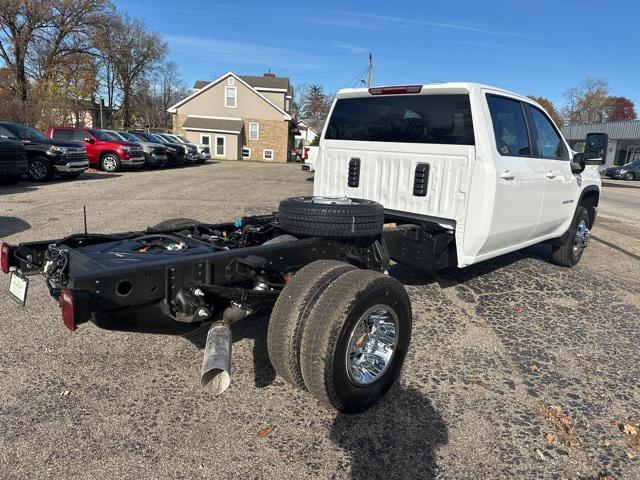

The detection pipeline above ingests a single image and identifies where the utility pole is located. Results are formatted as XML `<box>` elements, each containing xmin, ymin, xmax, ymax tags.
<box><xmin>367</xmin><ymin>53</ymin><xmax>374</xmax><ymax>88</ymax></box>
<box><xmin>99</xmin><ymin>98</ymin><xmax>104</xmax><ymax>129</ymax></box>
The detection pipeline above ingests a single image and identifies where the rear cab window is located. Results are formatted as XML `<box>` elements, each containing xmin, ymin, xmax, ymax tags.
<box><xmin>325</xmin><ymin>94</ymin><xmax>474</xmax><ymax>145</ymax></box>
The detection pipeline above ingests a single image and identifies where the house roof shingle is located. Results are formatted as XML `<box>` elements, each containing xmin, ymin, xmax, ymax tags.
<box><xmin>182</xmin><ymin>117</ymin><xmax>244</xmax><ymax>133</ymax></box>
<box><xmin>193</xmin><ymin>75</ymin><xmax>290</xmax><ymax>92</ymax></box>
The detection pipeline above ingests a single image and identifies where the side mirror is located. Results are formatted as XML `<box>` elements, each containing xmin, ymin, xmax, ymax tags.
<box><xmin>570</xmin><ymin>152</ymin><xmax>585</xmax><ymax>174</ymax></box>
<box><xmin>584</xmin><ymin>133</ymin><xmax>608</xmax><ymax>165</ymax></box>
<box><xmin>84</xmin><ymin>137</ymin><xmax>94</xmax><ymax>144</ymax></box>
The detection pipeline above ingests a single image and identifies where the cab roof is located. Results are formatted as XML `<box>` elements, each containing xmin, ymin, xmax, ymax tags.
<box><xmin>336</xmin><ymin>82</ymin><xmax>531</xmax><ymax>103</ymax></box>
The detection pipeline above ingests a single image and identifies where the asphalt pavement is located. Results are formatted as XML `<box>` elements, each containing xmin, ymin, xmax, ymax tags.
<box><xmin>0</xmin><ymin>163</ymin><xmax>638</xmax><ymax>479</ymax></box>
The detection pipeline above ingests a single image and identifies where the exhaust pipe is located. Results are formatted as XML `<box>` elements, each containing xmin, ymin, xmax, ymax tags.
<box><xmin>200</xmin><ymin>321</ymin><xmax>232</xmax><ymax>395</ymax></box>
<box><xmin>200</xmin><ymin>303</ymin><xmax>254</xmax><ymax>395</ymax></box>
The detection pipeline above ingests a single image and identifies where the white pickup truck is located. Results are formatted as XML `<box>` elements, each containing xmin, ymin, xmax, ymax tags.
<box><xmin>315</xmin><ymin>82</ymin><xmax>607</xmax><ymax>268</ymax></box>
<box><xmin>2</xmin><ymin>82</ymin><xmax>607</xmax><ymax>413</ymax></box>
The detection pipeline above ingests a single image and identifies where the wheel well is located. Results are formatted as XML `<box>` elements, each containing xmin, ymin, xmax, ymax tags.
<box><xmin>579</xmin><ymin>189</ymin><xmax>599</xmax><ymax>227</ymax></box>
<box><xmin>100</xmin><ymin>151</ymin><xmax>119</xmax><ymax>160</ymax></box>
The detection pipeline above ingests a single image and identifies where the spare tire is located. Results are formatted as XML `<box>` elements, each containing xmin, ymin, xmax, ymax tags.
<box><xmin>153</xmin><ymin>218</ymin><xmax>200</xmax><ymax>230</ymax></box>
<box><xmin>278</xmin><ymin>196</ymin><xmax>384</xmax><ymax>238</ymax></box>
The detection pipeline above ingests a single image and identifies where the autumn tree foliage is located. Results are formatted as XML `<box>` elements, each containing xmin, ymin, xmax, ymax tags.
<box><xmin>604</xmin><ymin>96</ymin><xmax>637</xmax><ymax>122</ymax></box>
<box><xmin>563</xmin><ymin>78</ymin><xmax>637</xmax><ymax>124</ymax></box>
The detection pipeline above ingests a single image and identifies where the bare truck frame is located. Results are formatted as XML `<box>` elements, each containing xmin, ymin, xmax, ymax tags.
<box><xmin>2</xmin><ymin>198</ymin><xmax>456</xmax><ymax>412</ymax></box>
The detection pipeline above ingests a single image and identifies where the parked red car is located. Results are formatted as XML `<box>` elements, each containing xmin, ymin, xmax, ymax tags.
<box><xmin>46</xmin><ymin>127</ymin><xmax>145</xmax><ymax>172</ymax></box>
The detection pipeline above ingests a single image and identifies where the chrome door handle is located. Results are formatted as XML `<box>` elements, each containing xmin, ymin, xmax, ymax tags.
<box><xmin>545</xmin><ymin>170</ymin><xmax>558</xmax><ymax>179</ymax></box>
<box><xmin>499</xmin><ymin>170</ymin><xmax>515</xmax><ymax>180</ymax></box>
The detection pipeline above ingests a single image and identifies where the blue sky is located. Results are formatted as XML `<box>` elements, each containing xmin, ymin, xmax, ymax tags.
<box><xmin>117</xmin><ymin>0</ymin><xmax>639</xmax><ymax>110</ymax></box>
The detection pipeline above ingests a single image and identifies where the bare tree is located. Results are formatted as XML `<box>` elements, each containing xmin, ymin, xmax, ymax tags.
<box><xmin>0</xmin><ymin>0</ymin><xmax>107</xmax><ymax>122</ymax></box>
<box><xmin>94</xmin><ymin>12</ymin><xmax>166</xmax><ymax>128</ymax></box>
<box><xmin>563</xmin><ymin>78</ymin><xmax>609</xmax><ymax>125</ymax></box>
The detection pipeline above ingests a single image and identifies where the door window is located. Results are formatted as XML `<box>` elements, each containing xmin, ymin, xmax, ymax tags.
<box><xmin>527</xmin><ymin>106</ymin><xmax>567</xmax><ymax>159</ymax></box>
<box><xmin>71</xmin><ymin>130</ymin><xmax>88</xmax><ymax>142</ymax></box>
<box><xmin>486</xmin><ymin>95</ymin><xmax>530</xmax><ymax>157</ymax></box>
<box><xmin>51</xmin><ymin>129</ymin><xmax>72</xmax><ymax>141</ymax></box>
<box><xmin>215</xmin><ymin>136</ymin><xmax>225</xmax><ymax>156</ymax></box>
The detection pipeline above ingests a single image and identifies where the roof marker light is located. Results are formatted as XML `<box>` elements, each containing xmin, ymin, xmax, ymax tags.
<box><xmin>368</xmin><ymin>85</ymin><xmax>423</xmax><ymax>95</ymax></box>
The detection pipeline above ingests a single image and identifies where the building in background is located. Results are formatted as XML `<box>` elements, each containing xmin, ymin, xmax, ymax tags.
<box><xmin>168</xmin><ymin>72</ymin><xmax>295</xmax><ymax>162</ymax></box>
<box><xmin>295</xmin><ymin>119</ymin><xmax>319</xmax><ymax>147</ymax></box>
<box><xmin>562</xmin><ymin>120</ymin><xmax>640</xmax><ymax>167</ymax></box>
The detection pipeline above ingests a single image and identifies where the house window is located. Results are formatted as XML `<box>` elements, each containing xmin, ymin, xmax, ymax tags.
<box><xmin>249</xmin><ymin>122</ymin><xmax>259</xmax><ymax>141</ymax></box>
<box><xmin>215</xmin><ymin>136</ymin><xmax>225</xmax><ymax>157</ymax></box>
<box><xmin>227</xmin><ymin>77</ymin><xmax>235</xmax><ymax>86</ymax></box>
<box><xmin>263</xmin><ymin>149</ymin><xmax>274</xmax><ymax>161</ymax></box>
<box><xmin>242</xmin><ymin>147</ymin><xmax>251</xmax><ymax>159</ymax></box>
<box><xmin>225</xmin><ymin>86</ymin><xmax>237</xmax><ymax>108</ymax></box>
<box><xmin>200</xmin><ymin>134</ymin><xmax>210</xmax><ymax>145</ymax></box>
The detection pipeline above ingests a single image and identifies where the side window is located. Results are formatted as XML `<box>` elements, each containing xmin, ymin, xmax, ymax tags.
<box><xmin>51</xmin><ymin>129</ymin><xmax>70</xmax><ymax>141</ymax></box>
<box><xmin>527</xmin><ymin>106</ymin><xmax>567</xmax><ymax>159</ymax></box>
<box><xmin>71</xmin><ymin>130</ymin><xmax>87</xmax><ymax>142</ymax></box>
<box><xmin>486</xmin><ymin>95</ymin><xmax>530</xmax><ymax>157</ymax></box>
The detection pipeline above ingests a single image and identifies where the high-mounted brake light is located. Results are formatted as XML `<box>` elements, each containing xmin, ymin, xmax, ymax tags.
<box><xmin>59</xmin><ymin>288</ymin><xmax>76</xmax><ymax>331</ymax></box>
<box><xmin>1</xmin><ymin>242</ymin><xmax>10</xmax><ymax>274</ymax></box>
<box><xmin>368</xmin><ymin>85</ymin><xmax>423</xmax><ymax>95</ymax></box>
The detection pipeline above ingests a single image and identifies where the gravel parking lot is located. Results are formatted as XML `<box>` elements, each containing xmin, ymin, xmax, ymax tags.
<box><xmin>1</xmin><ymin>163</ymin><xmax>639</xmax><ymax>479</ymax></box>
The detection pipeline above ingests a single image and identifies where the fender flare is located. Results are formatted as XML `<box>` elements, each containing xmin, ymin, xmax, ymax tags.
<box><xmin>548</xmin><ymin>185</ymin><xmax>600</xmax><ymax>246</ymax></box>
<box><xmin>577</xmin><ymin>185</ymin><xmax>600</xmax><ymax>207</ymax></box>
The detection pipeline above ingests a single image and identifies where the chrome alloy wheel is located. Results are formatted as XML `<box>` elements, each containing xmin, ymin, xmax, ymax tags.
<box><xmin>102</xmin><ymin>155</ymin><xmax>118</xmax><ymax>171</ymax></box>
<box><xmin>306</xmin><ymin>196</ymin><xmax>356</xmax><ymax>205</ymax></box>
<box><xmin>573</xmin><ymin>220</ymin><xmax>590</xmax><ymax>256</ymax></box>
<box><xmin>346</xmin><ymin>305</ymin><xmax>399</xmax><ymax>386</ymax></box>
<box><xmin>29</xmin><ymin>160</ymin><xmax>48</xmax><ymax>180</ymax></box>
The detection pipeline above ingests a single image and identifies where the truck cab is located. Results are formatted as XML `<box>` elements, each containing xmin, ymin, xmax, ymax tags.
<box><xmin>314</xmin><ymin>83</ymin><xmax>606</xmax><ymax>267</ymax></box>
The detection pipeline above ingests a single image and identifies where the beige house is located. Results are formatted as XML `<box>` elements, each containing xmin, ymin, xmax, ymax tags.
<box><xmin>168</xmin><ymin>72</ymin><xmax>295</xmax><ymax>162</ymax></box>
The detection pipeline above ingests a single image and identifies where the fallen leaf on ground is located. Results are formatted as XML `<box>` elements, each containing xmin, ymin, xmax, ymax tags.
<box><xmin>545</xmin><ymin>433</ymin><xmax>556</xmax><ymax>445</ymax></box>
<box><xmin>598</xmin><ymin>439</ymin><xmax>611</xmax><ymax>447</ymax></box>
<box><xmin>478</xmin><ymin>321</ymin><xmax>491</xmax><ymax>329</ymax></box>
<box><xmin>534</xmin><ymin>448</ymin><xmax>545</xmax><ymax>461</ymax></box>
<box><xmin>623</xmin><ymin>424</ymin><xmax>638</xmax><ymax>436</ymax></box>
<box><xmin>468</xmin><ymin>379</ymin><xmax>491</xmax><ymax>390</ymax></box>
<box><xmin>257</xmin><ymin>426</ymin><xmax>274</xmax><ymax>438</ymax></box>
<box><xmin>537</xmin><ymin>405</ymin><xmax>580</xmax><ymax>450</ymax></box>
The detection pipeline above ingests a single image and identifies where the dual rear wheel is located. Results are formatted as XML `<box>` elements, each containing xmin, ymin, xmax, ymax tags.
<box><xmin>267</xmin><ymin>260</ymin><xmax>412</xmax><ymax>413</ymax></box>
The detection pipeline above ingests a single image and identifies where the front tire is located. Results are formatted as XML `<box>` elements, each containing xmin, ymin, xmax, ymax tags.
<box><xmin>624</xmin><ymin>171</ymin><xmax>635</xmax><ymax>181</ymax></box>
<box><xmin>551</xmin><ymin>206</ymin><xmax>590</xmax><ymax>267</ymax></box>
<box><xmin>100</xmin><ymin>154</ymin><xmax>121</xmax><ymax>172</ymax></box>
<box><xmin>300</xmin><ymin>269</ymin><xmax>412</xmax><ymax>413</ymax></box>
<box><xmin>28</xmin><ymin>157</ymin><xmax>53</xmax><ymax>181</ymax></box>
<box><xmin>267</xmin><ymin>260</ymin><xmax>356</xmax><ymax>390</ymax></box>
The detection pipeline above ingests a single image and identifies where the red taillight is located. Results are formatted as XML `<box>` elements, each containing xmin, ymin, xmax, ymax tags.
<box><xmin>1</xmin><ymin>242</ymin><xmax>10</xmax><ymax>274</ymax></box>
<box><xmin>368</xmin><ymin>85</ymin><xmax>423</xmax><ymax>95</ymax></box>
<box><xmin>303</xmin><ymin>147</ymin><xmax>309</xmax><ymax>160</ymax></box>
<box><xmin>60</xmin><ymin>288</ymin><xmax>76</xmax><ymax>331</ymax></box>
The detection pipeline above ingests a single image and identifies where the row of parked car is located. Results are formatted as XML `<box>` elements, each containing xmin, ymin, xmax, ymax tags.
<box><xmin>0</xmin><ymin>122</ymin><xmax>211</xmax><ymax>184</ymax></box>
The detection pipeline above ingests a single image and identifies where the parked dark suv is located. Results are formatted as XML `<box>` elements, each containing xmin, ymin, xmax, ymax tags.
<box><xmin>131</xmin><ymin>132</ymin><xmax>186</xmax><ymax>166</ymax></box>
<box><xmin>0</xmin><ymin>130</ymin><xmax>27</xmax><ymax>185</ymax></box>
<box><xmin>0</xmin><ymin>122</ymin><xmax>88</xmax><ymax>181</ymax></box>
